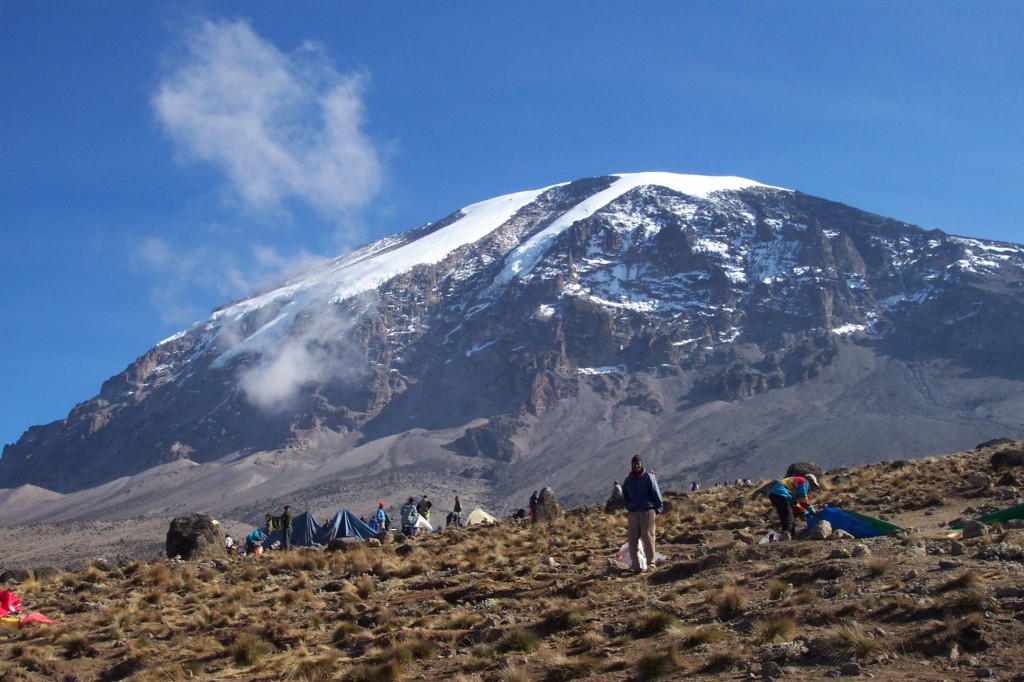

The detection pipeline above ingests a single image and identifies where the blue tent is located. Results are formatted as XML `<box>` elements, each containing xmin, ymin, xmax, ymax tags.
<box><xmin>262</xmin><ymin>511</ymin><xmax>323</xmax><ymax>547</ymax></box>
<box><xmin>318</xmin><ymin>509</ymin><xmax>376</xmax><ymax>543</ymax></box>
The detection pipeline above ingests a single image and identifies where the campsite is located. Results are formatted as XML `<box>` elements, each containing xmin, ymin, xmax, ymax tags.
<box><xmin>1</xmin><ymin>440</ymin><xmax>1024</xmax><ymax>681</ymax></box>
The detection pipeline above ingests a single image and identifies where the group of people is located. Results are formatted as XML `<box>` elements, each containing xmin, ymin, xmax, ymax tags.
<box><xmin>398</xmin><ymin>494</ymin><xmax>464</xmax><ymax>536</ymax></box>
<box><xmin>237</xmin><ymin>458</ymin><xmax>820</xmax><ymax>567</ymax></box>
<box><xmin>613</xmin><ymin>455</ymin><xmax>823</xmax><ymax>575</ymax></box>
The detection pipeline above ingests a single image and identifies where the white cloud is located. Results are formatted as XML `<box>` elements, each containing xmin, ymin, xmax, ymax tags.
<box><xmin>236</xmin><ymin>308</ymin><xmax>362</xmax><ymax>412</ymax></box>
<box><xmin>153</xmin><ymin>18</ymin><xmax>381</xmax><ymax>216</ymax></box>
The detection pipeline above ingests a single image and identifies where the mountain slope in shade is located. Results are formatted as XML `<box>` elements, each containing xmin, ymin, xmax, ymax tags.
<box><xmin>2</xmin><ymin>172</ymin><xmax>1024</xmax><ymax>521</ymax></box>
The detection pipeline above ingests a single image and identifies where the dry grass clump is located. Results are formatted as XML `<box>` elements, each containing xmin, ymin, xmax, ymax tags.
<box><xmin>497</xmin><ymin>628</ymin><xmax>540</xmax><ymax>653</ymax></box>
<box><xmin>935</xmin><ymin>569</ymin><xmax>982</xmax><ymax>593</ymax></box>
<box><xmin>713</xmin><ymin>585</ymin><xmax>747</xmax><ymax>621</ymax></box>
<box><xmin>810</xmin><ymin>622</ymin><xmax>883</xmax><ymax>662</ymax></box>
<box><xmin>543</xmin><ymin>652</ymin><xmax>598</xmax><ymax>681</ymax></box>
<box><xmin>632</xmin><ymin>609</ymin><xmax>676</xmax><ymax>637</ymax></box>
<box><xmin>670</xmin><ymin>623</ymin><xmax>727</xmax><ymax>648</ymax></box>
<box><xmin>634</xmin><ymin>645</ymin><xmax>685</xmax><ymax>678</ymax></box>
<box><xmin>751</xmin><ymin>613</ymin><xmax>797</xmax><ymax>644</ymax></box>
<box><xmin>225</xmin><ymin>631</ymin><xmax>272</xmax><ymax>667</ymax></box>
<box><xmin>280</xmin><ymin>643</ymin><xmax>338</xmax><ymax>681</ymax></box>
<box><xmin>867</xmin><ymin>556</ymin><xmax>892</xmax><ymax>576</ymax></box>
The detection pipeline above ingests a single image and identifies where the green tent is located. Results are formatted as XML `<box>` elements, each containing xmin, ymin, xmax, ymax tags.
<box><xmin>950</xmin><ymin>503</ymin><xmax>1024</xmax><ymax>530</ymax></box>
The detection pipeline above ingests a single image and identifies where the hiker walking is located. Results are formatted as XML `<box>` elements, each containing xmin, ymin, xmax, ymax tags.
<box><xmin>529</xmin><ymin>491</ymin><xmax>538</xmax><ymax>517</ymax></box>
<box><xmin>281</xmin><ymin>505</ymin><xmax>293</xmax><ymax>550</ymax></box>
<box><xmin>401</xmin><ymin>497</ymin><xmax>419</xmax><ymax>537</ymax></box>
<box><xmin>622</xmin><ymin>455</ymin><xmax>663</xmax><ymax>574</ymax></box>
<box><xmin>768</xmin><ymin>474</ymin><xmax>820</xmax><ymax>538</ymax></box>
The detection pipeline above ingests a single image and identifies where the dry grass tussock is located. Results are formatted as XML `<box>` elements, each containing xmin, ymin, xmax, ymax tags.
<box><xmin>2</xmin><ymin>441</ymin><xmax>1024</xmax><ymax>680</ymax></box>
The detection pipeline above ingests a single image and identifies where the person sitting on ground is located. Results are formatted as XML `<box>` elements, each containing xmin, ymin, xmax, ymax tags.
<box><xmin>401</xmin><ymin>497</ymin><xmax>419</xmax><ymax>537</ymax></box>
<box><xmin>606</xmin><ymin>480</ymin><xmax>625</xmax><ymax>511</ymax></box>
<box><xmin>768</xmin><ymin>474</ymin><xmax>820</xmax><ymax>538</ymax></box>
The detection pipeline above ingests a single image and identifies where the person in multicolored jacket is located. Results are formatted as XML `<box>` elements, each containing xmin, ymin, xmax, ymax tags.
<box><xmin>768</xmin><ymin>474</ymin><xmax>820</xmax><ymax>537</ymax></box>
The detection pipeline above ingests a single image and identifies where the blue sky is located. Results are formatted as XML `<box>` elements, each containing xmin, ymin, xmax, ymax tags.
<box><xmin>2</xmin><ymin>2</ymin><xmax>1022</xmax><ymax>449</ymax></box>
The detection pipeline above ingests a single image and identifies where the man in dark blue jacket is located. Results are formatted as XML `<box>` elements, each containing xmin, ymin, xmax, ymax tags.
<box><xmin>621</xmin><ymin>455</ymin><xmax>664</xmax><ymax>573</ymax></box>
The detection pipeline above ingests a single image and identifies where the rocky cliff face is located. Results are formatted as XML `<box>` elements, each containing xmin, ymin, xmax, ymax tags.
<box><xmin>3</xmin><ymin>173</ymin><xmax>1024</xmax><ymax>508</ymax></box>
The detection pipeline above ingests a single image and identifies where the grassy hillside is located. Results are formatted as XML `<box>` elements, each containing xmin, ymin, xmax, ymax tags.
<box><xmin>1</xmin><ymin>441</ymin><xmax>1023</xmax><ymax>681</ymax></box>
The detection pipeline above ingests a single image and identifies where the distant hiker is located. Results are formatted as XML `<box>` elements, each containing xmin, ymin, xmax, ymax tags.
<box><xmin>417</xmin><ymin>495</ymin><xmax>432</xmax><ymax>520</ymax></box>
<box><xmin>529</xmin><ymin>491</ymin><xmax>539</xmax><ymax>517</ymax></box>
<box><xmin>375</xmin><ymin>502</ymin><xmax>387</xmax><ymax>532</ymax></box>
<box><xmin>690</xmin><ymin>481</ymin><xmax>700</xmax><ymax>492</ymax></box>
<box><xmin>606</xmin><ymin>480</ymin><xmax>625</xmax><ymax>512</ymax></box>
<box><xmin>401</xmin><ymin>497</ymin><xmax>419</xmax><ymax>537</ymax></box>
<box><xmin>281</xmin><ymin>505</ymin><xmax>292</xmax><ymax>550</ymax></box>
<box><xmin>768</xmin><ymin>474</ymin><xmax>820</xmax><ymax>538</ymax></box>
<box><xmin>622</xmin><ymin>455</ymin><xmax>664</xmax><ymax>574</ymax></box>
<box><xmin>452</xmin><ymin>496</ymin><xmax>463</xmax><ymax>527</ymax></box>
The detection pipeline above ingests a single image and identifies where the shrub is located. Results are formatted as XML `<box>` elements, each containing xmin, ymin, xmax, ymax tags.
<box><xmin>751</xmin><ymin>614</ymin><xmax>797</xmax><ymax>644</ymax></box>
<box><xmin>498</xmin><ymin>629</ymin><xmax>540</xmax><ymax>653</ymax></box>
<box><xmin>715</xmin><ymin>586</ymin><xmax>746</xmax><ymax>621</ymax></box>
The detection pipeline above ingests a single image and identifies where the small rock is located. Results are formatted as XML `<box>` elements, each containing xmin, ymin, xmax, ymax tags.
<box><xmin>962</xmin><ymin>520</ymin><xmax>989</xmax><ymax>540</ymax></box>
<box><xmin>974</xmin><ymin>668</ymin><xmax>991</xmax><ymax>678</ymax></box>
<box><xmin>761</xmin><ymin>660</ymin><xmax>784</xmax><ymax>679</ymax></box>
<box><xmin>938</xmin><ymin>559</ymin><xmax>961</xmax><ymax>570</ymax></box>
<box><xmin>851</xmin><ymin>543</ymin><xmax>871</xmax><ymax>557</ymax></box>
<box><xmin>950</xmin><ymin>541</ymin><xmax>966</xmax><ymax>556</ymax></box>
<box><xmin>839</xmin><ymin>662</ymin><xmax>862</xmax><ymax>676</ymax></box>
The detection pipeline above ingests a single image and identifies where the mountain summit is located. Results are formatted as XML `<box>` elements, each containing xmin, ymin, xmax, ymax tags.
<box><xmin>4</xmin><ymin>172</ymin><xmax>1024</xmax><ymax>519</ymax></box>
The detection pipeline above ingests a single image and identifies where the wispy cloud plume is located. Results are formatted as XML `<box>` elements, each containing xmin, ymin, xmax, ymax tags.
<box><xmin>153</xmin><ymin>18</ymin><xmax>382</xmax><ymax>216</ymax></box>
<box><xmin>236</xmin><ymin>308</ymin><xmax>363</xmax><ymax>412</ymax></box>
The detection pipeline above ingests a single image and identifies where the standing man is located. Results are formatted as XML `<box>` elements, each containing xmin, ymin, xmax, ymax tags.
<box><xmin>417</xmin><ymin>495</ymin><xmax>432</xmax><ymax>520</ymax></box>
<box><xmin>621</xmin><ymin>455</ymin><xmax>663</xmax><ymax>574</ymax></box>
<box><xmin>281</xmin><ymin>505</ymin><xmax>293</xmax><ymax>551</ymax></box>
<box><xmin>452</xmin><ymin>495</ymin><xmax>463</xmax><ymax>527</ymax></box>
<box><xmin>529</xmin><ymin>491</ymin><xmax>538</xmax><ymax>517</ymax></box>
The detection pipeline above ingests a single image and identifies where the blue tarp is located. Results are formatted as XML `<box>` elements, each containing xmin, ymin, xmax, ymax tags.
<box><xmin>809</xmin><ymin>506</ymin><xmax>897</xmax><ymax>539</ymax></box>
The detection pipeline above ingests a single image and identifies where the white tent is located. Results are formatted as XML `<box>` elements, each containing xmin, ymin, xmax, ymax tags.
<box><xmin>466</xmin><ymin>508</ymin><xmax>497</xmax><ymax>526</ymax></box>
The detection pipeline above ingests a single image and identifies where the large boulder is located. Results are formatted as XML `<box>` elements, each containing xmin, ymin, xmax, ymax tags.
<box><xmin>991</xmin><ymin>447</ymin><xmax>1024</xmax><ymax>471</ymax></box>
<box><xmin>785</xmin><ymin>461</ymin><xmax>824</xmax><ymax>480</ymax></box>
<box><xmin>166</xmin><ymin>513</ymin><xmax>223</xmax><ymax>560</ymax></box>
<box><xmin>533</xmin><ymin>487</ymin><xmax>564</xmax><ymax>525</ymax></box>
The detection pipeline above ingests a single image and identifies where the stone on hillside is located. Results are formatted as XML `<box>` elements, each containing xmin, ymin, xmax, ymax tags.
<box><xmin>967</xmin><ymin>474</ymin><xmax>992</xmax><ymax>488</ymax></box>
<box><xmin>0</xmin><ymin>568</ymin><xmax>32</xmax><ymax>583</ymax></box>
<box><xmin>991</xmin><ymin>447</ymin><xmax>1024</xmax><ymax>470</ymax></box>
<box><xmin>785</xmin><ymin>461</ymin><xmax>824</xmax><ymax>481</ymax></box>
<box><xmin>533</xmin><ymin>487</ymin><xmax>563</xmax><ymax>525</ymax></box>
<box><xmin>809</xmin><ymin>519</ymin><xmax>833</xmax><ymax>540</ymax></box>
<box><xmin>962</xmin><ymin>519</ymin><xmax>989</xmax><ymax>539</ymax></box>
<box><xmin>327</xmin><ymin>537</ymin><xmax>362</xmax><ymax>552</ymax></box>
<box><xmin>166</xmin><ymin>513</ymin><xmax>223</xmax><ymax>560</ymax></box>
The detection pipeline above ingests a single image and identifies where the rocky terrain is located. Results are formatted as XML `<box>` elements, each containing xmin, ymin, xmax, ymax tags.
<box><xmin>1</xmin><ymin>439</ymin><xmax>1023</xmax><ymax>681</ymax></box>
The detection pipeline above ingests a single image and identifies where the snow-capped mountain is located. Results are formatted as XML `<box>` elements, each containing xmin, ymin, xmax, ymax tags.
<box><xmin>4</xmin><ymin>172</ymin><xmax>1024</xmax><ymax>518</ymax></box>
